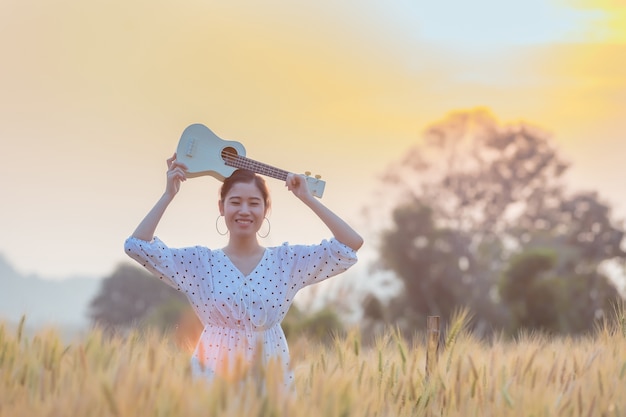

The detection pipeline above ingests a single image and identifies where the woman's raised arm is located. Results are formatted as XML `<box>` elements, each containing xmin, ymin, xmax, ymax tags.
<box><xmin>285</xmin><ymin>173</ymin><xmax>363</xmax><ymax>251</ymax></box>
<box><xmin>131</xmin><ymin>154</ymin><xmax>187</xmax><ymax>241</ymax></box>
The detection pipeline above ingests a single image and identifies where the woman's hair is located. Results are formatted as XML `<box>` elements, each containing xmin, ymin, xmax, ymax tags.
<box><xmin>220</xmin><ymin>169</ymin><xmax>271</xmax><ymax>211</ymax></box>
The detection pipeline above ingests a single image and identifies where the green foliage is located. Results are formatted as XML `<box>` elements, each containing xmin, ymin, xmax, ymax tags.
<box><xmin>499</xmin><ymin>248</ymin><xmax>622</xmax><ymax>335</ymax></box>
<box><xmin>499</xmin><ymin>249</ymin><xmax>560</xmax><ymax>332</ymax></box>
<box><xmin>499</xmin><ymin>248</ymin><xmax>557</xmax><ymax>303</ymax></box>
<box><xmin>141</xmin><ymin>297</ymin><xmax>190</xmax><ymax>333</ymax></box>
<box><xmin>282</xmin><ymin>304</ymin><xmax>344</xmax><ymax>344</ymax></box>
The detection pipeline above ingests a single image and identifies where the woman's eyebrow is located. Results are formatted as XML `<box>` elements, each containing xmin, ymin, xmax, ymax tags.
<box><xmin>227</xmin><ymin>196</ymin><xmax>261</xmax><ymax>201</ymax></box>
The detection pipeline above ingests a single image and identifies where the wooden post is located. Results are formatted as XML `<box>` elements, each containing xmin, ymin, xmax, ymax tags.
<box><xmin>426</xmin><ymin>315</ymin><xmax>440</xmax><ymax>379</ymax></box>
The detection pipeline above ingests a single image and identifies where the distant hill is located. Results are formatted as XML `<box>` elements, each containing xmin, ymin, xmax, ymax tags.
<box><xmin>0</xmin><ymin>254</ymin><xmax>102</xmax><ymax>328</ymax></box>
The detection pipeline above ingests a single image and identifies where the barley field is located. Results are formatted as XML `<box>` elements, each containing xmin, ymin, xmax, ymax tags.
<box><xmin>2</xmin><ymin>309</ymin><xmax>625</xmax><ymax>417</ymax></box>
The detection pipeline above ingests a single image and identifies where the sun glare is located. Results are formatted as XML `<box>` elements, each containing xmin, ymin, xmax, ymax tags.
<box><xmin>569</xmin><ymin>0</ymin><xmax>626</xmax><ymax>42</ymax></box>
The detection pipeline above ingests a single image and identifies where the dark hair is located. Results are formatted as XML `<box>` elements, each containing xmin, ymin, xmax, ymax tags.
<box><xmin>220</xmin><ymin>169</ymin><xmax>271</xmax><ymax>211</ymax></box>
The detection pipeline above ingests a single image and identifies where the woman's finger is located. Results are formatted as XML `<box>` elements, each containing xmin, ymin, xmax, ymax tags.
<box><xmin>169</xmin><ymin>167</ymin><xmax>186</xmax><ymax>178</ymax></box>
<box><xmin>169</xmin><ymin>161</ymin><xmax>188</xmax><ymax>172</ymax></box>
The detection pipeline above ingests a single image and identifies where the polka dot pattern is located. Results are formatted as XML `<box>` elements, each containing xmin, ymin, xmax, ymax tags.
<box><xmin>124</xmin><ymin>236</ymin><xmax>357</xmax><ymax>384</ymax></box>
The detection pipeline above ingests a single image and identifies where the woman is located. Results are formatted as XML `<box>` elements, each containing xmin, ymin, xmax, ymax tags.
<box><xmin>124</xmin><ymin>154</ymin><xmax>363</xmax><ymax>388</ymax></box>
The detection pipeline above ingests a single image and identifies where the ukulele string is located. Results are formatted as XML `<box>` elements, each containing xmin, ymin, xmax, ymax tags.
<box><xmin>223</xmin><ymin>152</ymin><xmax>290</xmax><ymax>180</ymax></box>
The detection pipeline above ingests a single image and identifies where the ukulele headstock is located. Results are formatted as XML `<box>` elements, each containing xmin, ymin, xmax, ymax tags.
<box><xmin>304</xmin><ymin>171</ymin><xmax>326</xmax><ymax>198</ymax></box>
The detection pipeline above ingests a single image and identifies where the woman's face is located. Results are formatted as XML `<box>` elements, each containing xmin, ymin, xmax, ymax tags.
<box><xmin>219</xmin><ymin>181</ymin><xmax>267</xmax><ymax>238</ymax></box>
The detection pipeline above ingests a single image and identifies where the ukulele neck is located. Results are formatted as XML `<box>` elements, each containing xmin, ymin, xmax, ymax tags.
<box><xmin>225</xmin><ymin>154</ymin><xmax>290</xmax><ymax>181</ymax></box>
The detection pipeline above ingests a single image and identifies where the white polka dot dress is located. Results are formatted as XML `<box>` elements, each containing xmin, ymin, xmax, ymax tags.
<box><xmin>124</xmin><ymin>236</ymin><xmax>357</xmax><ymax>386</ymax></box>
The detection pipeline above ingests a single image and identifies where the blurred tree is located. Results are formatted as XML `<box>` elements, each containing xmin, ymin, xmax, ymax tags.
<box><xmin>88</xmin><ymin>264</ymin><xmax>186</xmax><ymax>333</ymax></box>
<box><xmin>363</xmin><ymin>108</ymin><xmax>625</xmax><ymax>336</ymax></box>
<box><xmin>142</xmin><ymin>296</ymin><xmax>191</xmax><ymax>332</ymax></box>
<box><xmin>499</xmin><ymin>247</ymin><xmax>621</xmax><ymax>334</ymax></box>
<box><xmin>373</xmin><ymin>202</ymin><xmax>476</xmax><ymax>332</ymax></box>
<box><xmin>281</xmin><ymin>303</ymin><xmax>344</xmax><ymax>345</ymax></box>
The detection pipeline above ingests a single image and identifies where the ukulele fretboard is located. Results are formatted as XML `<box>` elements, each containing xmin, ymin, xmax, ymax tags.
<box><xmin>223</xmin><ymin>152</ymin><xmax>290</xmax><ymax>181</ymax></box>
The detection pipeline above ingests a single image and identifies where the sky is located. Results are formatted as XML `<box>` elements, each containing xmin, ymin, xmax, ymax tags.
<box><xmin>1</xmin><ymin>0</ymin><xmax>625</xmax><ymax>281</ymax></box>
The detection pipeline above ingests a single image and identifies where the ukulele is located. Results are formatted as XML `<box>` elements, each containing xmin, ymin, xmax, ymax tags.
<box><xmin>175</xmin><ymin>124</ymin><xmax>326</xmax><ymax>198</ymax></box>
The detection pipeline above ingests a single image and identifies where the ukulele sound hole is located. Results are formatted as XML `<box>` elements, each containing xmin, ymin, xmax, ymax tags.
<box><xmin>221</xmin><ymin>147</ymin><xmax>238</xmax><ymax>164</ymax></box>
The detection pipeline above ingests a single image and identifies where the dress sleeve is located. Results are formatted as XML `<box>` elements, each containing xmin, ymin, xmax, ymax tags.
<box><xmin>123</xmin><ymin>236</ymin><xmax>204</xmax><ymax>291</ymax></box>
<box><xmin>286</xmin><ymin>237</ymin><xmax>358</xmax><ymax>292</ymax></box>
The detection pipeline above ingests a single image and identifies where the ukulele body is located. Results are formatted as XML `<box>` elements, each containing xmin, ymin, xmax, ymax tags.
<box><xmin>176</xmin><ymin>123</ymin><xmax>246</xmax><ymax>181</ymax></box>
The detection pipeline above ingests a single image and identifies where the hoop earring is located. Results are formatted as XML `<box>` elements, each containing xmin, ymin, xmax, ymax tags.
<box><xmin>215</xmin><ymin>215</ymin><xmax>228</xmax><ymax>236</ymax></box>
<box><xmin>257</xmin><ymin>217</ymin><xmax>271</xmax><ymax>238</ymax></box>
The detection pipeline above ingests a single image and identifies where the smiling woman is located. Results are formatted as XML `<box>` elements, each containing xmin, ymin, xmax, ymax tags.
<box><xmin>123</xmin><ymin>154</ymin><xmax>362</xmax><ymax>389</ymax></box>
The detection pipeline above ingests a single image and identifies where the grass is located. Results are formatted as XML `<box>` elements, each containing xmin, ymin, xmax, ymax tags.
<box><xmin>1</xmin><ymin>308</ymin><xmax>626</xmax><ymax>417</ymax></box>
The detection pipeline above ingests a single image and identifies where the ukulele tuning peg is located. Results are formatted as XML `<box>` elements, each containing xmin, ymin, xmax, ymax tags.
<box><xmin>305</xmin><ymin>171</ymin><xmax>311</xmax><ymax>176</ymax></box>
<box><xmin>315</xmin><ymin>174</ymin><xmax>321</xmax><ymax>179</ymax></box>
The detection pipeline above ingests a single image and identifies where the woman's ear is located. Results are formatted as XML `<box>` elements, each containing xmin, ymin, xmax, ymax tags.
<box><xmin>218</xmin><ymin>200</ymin><xmax>224</xmax><ymax>216</ymax></box>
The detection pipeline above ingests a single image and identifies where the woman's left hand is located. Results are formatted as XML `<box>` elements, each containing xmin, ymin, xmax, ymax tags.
<box><xmin>285</xmin><ymin>173</ymin><xmax>313</xmax><ymax>201</ymax></box>
<box><xmin>286</xmin><ymin>173</ymin><xmax>363</xmax><ymax>251</ymax></box>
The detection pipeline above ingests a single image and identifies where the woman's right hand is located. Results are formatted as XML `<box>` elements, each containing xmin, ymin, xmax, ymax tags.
<box><xmin>165</xmin><ymin>153</ymin><xmax>188</xmax><ymax>198</ymax></box>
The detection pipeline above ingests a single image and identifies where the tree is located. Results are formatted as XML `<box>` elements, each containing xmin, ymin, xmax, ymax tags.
<box><xmin>281</xmin><ymin>303</ymin><xmax>344</xmax><ymax>345</ymax></box>
<box><xmin>88</xmin><ymin>263</ymin><xmax>187</xmax><ymax>332</ymax></box>
<box><xmin>499</xmin><ymin>247</ymin><xmax>621</xmax><ymax>334</ymax></box>
<box><xmin>373</xmin><ymin>202</ymin><xmax>476</xmax><ymax>331</ymax></box>
<box><xmin>363</xmin><ymin>108</ymin><xmax>625</xmax><ymax>336</ymax></box>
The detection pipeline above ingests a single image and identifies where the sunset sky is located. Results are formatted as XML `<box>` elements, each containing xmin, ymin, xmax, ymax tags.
<box><xmin>1</xmin><ymin>0</ymin><xmax>625</xmax><ymax>280</ymax></box>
